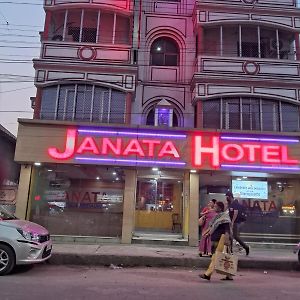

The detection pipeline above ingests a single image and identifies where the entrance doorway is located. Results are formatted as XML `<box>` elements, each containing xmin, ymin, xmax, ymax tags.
<box><xmin>134</xmin><ymin>169</ymin><xmax>183</xmax><ymax>236</ymax></box>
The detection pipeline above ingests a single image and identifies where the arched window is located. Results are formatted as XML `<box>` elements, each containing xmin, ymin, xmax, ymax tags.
<box><xmin>145</xmin><ymin>100</ymin><xmax>180</xmax><ymax>127</ymax></box>
<box><xmin>150</xmin><ymin>37</ymin><xmax>179</xmax><ymax>66</ymax></box>
<box><xmin>202</xmin><ymin>97</ymin><xmax>300</xmax><ymax>132</ymax></box>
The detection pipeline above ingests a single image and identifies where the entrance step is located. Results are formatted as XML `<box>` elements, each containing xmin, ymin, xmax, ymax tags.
<box><xmin>132</xmin><ymin>232</ymin><xmax>188</xmax><ymax>246</ymax></box>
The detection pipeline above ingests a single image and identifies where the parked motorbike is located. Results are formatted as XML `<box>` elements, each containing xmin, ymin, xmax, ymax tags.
<box><xmin>294</xmin><ymin>242</ymin><xmax>300</xmax><ymax>263</ymax></box>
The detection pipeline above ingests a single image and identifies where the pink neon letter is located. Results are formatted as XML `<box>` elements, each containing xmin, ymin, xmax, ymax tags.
<box><xmin>102</xmin><ymin>138</ymin><xmax>122</xmax><ymax>155</ymax></box>
<box><xmin>123</xmin><ymin>140</ymin><xmax>145</xmax><ymax>157</ymax></box>
<box><xmin>194</xmin><ymin>136</ymin><xmax>219</xmax><ymax>167</ymax></box>
<box><xmin>261</xmin><ymin>145</ymin><xmax>280</xmax><ymax>163</ymax></box>
<box><xmin>76</xmin><ymin>137</ymin><xmax>100</xmax><ymax>154</ymax></box>
<box><xmin>142</xmin><ymin>140</ymin><xmax>161</xmax><ymax>157</ymax></box>
<box><xmin>158</xmin><ymin>141</ymin><xmax>180</xmax><ymax>158</ymax></box>
<box><xmin>221</xmin><ymin>144</ymin><xmax>244</xmax><ymax>162</ymax></box>
<box><xmin>281</xmin><ymin>146</ymin><xmax>299</xmax><ymax>164</ymax></box>
<box><xmin>243</xmin><ymin>144</ymin><xmax>261</xmax><ymax>162</ymax></box>
<box><xmin>48</xmin><ymin>129</ymin><xmax>76</xmax><ymax>160</ymax></box>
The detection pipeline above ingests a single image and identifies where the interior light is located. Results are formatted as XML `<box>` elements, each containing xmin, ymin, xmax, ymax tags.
<box><xmin>152</xmin><ymin>167</ymin><xmax>159</xmax><ymax>171</ymax></box>
<box><xmin>156</xmin><ymin>46</ymin><xmax>162</xmax><ymax>51</ymax></box>
<box><xmin>47</xmin><ymin>169</ymin><xmax>53</xmax><ymax>172</ymax></box>
<box><xmin>190</xmin><ymin>170</ymin><xmax>197</xmax><ymax>173</ymax></box>
<box><xmin>34</xmin><ymin>162</ymin><xmax>41</xmax><ymax>166</ymax></box>
<box><xmin>112</xmin><ymin>172</ymin><xmax>117</xmax><ymax>175</ymax></box>
<box><xmin>116</xmin><ymin>178</ymin><xmax>119</xmax><ymax>181</ymax></box>
<box><xmin>242</xmin><ymin>176</ymin><xmax>247</xmax><ymax>179</ymax></box>
<box><xmin>96</xmin><ymin>177</ymin><xmax>100</xmax><ymax>180</ymax></box>
<box><xmin>237</xmin><ymin>178</ymin><xmax>242</xmax><ymax>181</ymax></box>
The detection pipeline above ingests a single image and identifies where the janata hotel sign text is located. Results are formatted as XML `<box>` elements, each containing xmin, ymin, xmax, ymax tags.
<box><xmin>46</xmin><ymin>126</ymin><xmax>300</xmax><ymax>172</ymax></box>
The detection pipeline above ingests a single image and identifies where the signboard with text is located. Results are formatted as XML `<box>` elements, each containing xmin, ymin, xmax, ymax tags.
<box><xmin>15</xmin><ymin>120</ymin><xmax>300</xmax><ymax>174</ymax></box>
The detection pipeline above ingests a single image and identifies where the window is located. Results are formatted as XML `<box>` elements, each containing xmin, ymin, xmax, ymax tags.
<box><xmin>49</xmin><ymin>9</ymin><xmax>130</xmax><ymax>45</ymax></box>
<box><xmin>202</xmin><ymin>97</ymin><xmax>300</xmax><ymax>132</ymax></box>
<box><xmin>150</xmin><ymin>37</ymin><xmax>179</xmax><ymax>66</ymax></box>
<box><xmin>145</xmin><ymin>100</ymin><xmax>180</xmax><ymax>127</ymax></box>
<box><xmin>203</xmin><ymin>25</ymin><xmax>296</xmax><ymax>61</ymax></box>
<box><xmin>41</xmin><ymin>84</ymin><xmax>126</xmax><ymax>124</ymax></box>
<box><xmin>203</xmin><ymin>100</ymin><xmax>220</xmax><ymax>129</ymax></box>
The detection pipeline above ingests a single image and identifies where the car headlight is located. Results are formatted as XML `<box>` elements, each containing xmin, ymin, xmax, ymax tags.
<box><xmin>17</xmin><ymin>228</ymin><xmax>40</xmax><ymax>242</ymax></box>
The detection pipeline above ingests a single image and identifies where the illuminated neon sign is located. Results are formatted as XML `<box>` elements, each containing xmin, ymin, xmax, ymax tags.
<box><xmin>47</xmin><ymin>127</ymin><xmax>300</xmax><ymax>172</ymax></box>
<box><xmin>193</xmin><ymin>135</ymin><xmax>299</xmax><ymax>167</ymax></box>
<box><xmin>48</xmin><ymin>128</ymin><xmax>185</xmax><ymax>167</ymax></box>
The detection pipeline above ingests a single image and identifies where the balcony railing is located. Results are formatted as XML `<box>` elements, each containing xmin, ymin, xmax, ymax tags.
<box><xmin>44</xmin><ymin>0</ymin><xmax>133</xmax><ymax>11</ymax></box>
<box><xmin>195</xmin><ymin>55</ymin><xmax>300</xmax><ymax>79</ymax></box>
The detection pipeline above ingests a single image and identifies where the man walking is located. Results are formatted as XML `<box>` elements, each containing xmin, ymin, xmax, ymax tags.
<box><xmin>226</xmin><ymin>192</ymin><xmax>250</xmax><ymax>256</ymax></box>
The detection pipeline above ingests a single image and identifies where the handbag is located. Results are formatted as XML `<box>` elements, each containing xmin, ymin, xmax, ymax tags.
<box><xmin>215</xmin><ymin>246</ymin><xmax>238</xmax><ymax>276</ymax></box>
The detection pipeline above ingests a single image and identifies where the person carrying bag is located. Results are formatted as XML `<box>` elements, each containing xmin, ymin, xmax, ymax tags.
<box><xmin>199</xmin><ymin>201</ymin><xmax>235</xmax><ymax>281</ymax></box>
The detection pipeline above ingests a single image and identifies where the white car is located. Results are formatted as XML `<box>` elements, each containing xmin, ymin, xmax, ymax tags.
<box><xmin>0</xmin><ymin>206</ymin><xmax>52</xmax><ymax>275</ymax></box>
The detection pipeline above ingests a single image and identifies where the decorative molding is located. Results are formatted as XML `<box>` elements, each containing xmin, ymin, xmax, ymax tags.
<box><xmin>43</xmin><ymin>43</ymin><xmax>131</xmax><ymax>63</ymax></box>
<box><xmin>194</xmin><ymin>83</ymin><xmax>299</xmax><ymax>103</ymax></box>
<box><xmin>198</xmin><ymin>57</ymin><xmax>300</xmax><ymax>79</ymax></box>
<box><xmin>243</xmin><ymin>61</ymin><xmax>260</xmax><ymax>75</ymax></box>
<box><xmin>35</xmin><ymin>69</ymin><xmax>136</xmax><ymax>92</ymax></box>
<box><xmin>78</xmin><ymin>46</ymin><xmax>97</xmax><ymax>61</ymax></box>
<box><xmin>197</xmin><ymin>10</ymin><xmax>298</xmax><ymax>29</ymax></box>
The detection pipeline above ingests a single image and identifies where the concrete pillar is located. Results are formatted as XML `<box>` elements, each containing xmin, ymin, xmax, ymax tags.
<box><xmin>15</xmin><ymin>164</ymin><xmax>32</xmax><ymax>219</ymax></box>
<box><xmin>125</xmin><ymin>92</ymin><xmax>132</xmax><ymax>125</ymax></box>
<box><xmin>196</xmin><ymin>101</ymin><xmax>203</xmax><ymax>128</ymax></box>
<box><xmin>121</xmin><ymin>169</ymin><xmax>137</xmax><ymax>244</ymax></box>
<box><xmin>182</xmin><ymin>171</ymin><xmax>189</xmax><ymax>239</ymax></box>
<box><xmin>189</xmin><ymin>173</ymin><xmax>200</xmax><ymax>246</ymax></box>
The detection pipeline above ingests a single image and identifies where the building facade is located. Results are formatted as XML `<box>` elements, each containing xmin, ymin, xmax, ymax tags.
<box><xmin>15</xmin><ymin>0</ymin><xmax>300</xmax><ymax>246</ymax></box>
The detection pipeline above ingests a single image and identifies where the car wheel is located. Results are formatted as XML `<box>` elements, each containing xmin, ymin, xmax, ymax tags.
<box><xmin>0</xmin><ymin>244</ymin><xmax>16</xmax><ymax>275</ymax></box>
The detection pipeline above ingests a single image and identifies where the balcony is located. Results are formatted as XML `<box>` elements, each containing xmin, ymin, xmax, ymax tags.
<box><xmin>39</xmin><ymin>8</ymin><xmax>133</xmax><ymax>64</ymax></box>
<box><xmin>44</xmin><ymin>0</ymin><xmax>133</xmax><ymax>12</ymax></box>
<box><xmin>195</xmin><ymin>0</ymin><xmax>297</xmax><ymax>10</ymax></box>
<box><xmin>195</xmin><ymin>25</ymin><xmax>299</xmax><ymax>79</ymax></box>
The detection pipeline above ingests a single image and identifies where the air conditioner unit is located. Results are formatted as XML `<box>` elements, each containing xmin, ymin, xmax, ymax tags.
<box><xmin>270</xmin><ymin>39</ymin><xmax>290</xmax><ymax>52</ymax></box>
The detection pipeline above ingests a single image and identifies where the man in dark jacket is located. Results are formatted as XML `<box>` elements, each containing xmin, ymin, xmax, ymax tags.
<box><xmin>226</xmin><ymin>192</ymin><xmax>250</xmax><ymax>256</ymax></box>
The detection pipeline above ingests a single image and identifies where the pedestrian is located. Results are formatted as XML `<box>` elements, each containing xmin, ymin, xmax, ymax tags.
<box><xmin>198</xmin><ymin>199</ymin><xmax>217</xmax><ymax>256</ymax></box>
<box><xmin>199</xmin><ymin>201</ymin><xmax>233</xmax><ymax>281</ymax></box>
<box><xmin>226</xmin><ymin>191</ymin><xmax>250</xmax><ymax>256</ymax></box>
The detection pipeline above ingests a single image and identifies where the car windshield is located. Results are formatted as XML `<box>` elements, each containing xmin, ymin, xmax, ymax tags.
<box><xmin>0</xmin><ymin>206</ymin><xmax>17</xmax><ymax>220</ymax></box>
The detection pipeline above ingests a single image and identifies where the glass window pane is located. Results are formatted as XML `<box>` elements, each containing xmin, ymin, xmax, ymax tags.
<box><xmin>81</xmin><ymin>10</ymin><xmax>97</xmax><ymax>43</ymax></box>
<box><xmin>29</xmin><ymin>165</ymin><xmax>124</xmax><ymax>237</ymax></box>
<box><xmin>110</xmin><ymin>90</ymin><xmax>126</xmax><ymax>124</ymax></box>
<box><xmin>67</xmin><ymin>10</ymin><xmax>82</xmax><ymax>42</ymax></box>
<box><xmin>242</xmin><ymin>98</ymin><xmax>260</xmax><ymax>130</ymax></box>
<box><xmin>223</xmin><ymin>98</ymin><xmax>240</xmax><ymax>129</ymax></box>
<box><xmin>152</xmin><ymin>53</ymin><xmax>164</xmax><ymax>65</ymax></box>
<box><xmin>115</xmin><ymin>15</ymin><xmax>130</xmax><ymax>44</ymax></box>
<box><xmin>281</xmin><ymin>103</ymin><xmax>299</xmax><ymax>132</ymax></box>
<box><xmin>99</xmin><ymin>13</ymin><xmax>114</xmax><ymax>44</ymax></box>
<box><xmin>165</xmin><ymin>54</ymin><xmax>178</xmax><ymax>66</ymax></box>
<box><xmin>40</xmin><ymin>86</ymin><xmax>57</xmax><ymax>120</ymax></box>
<box><xmin>262</xmin><ymin>100</ymin><xmax>279</xmax><ymax>131</ymax></box>
<box><xmin>203</xmin><ymin>100</ymin><xmax>220</xmax><ymax>129</ymax></box>
<box><xmin>150</xmin><ymin>37</ymin><xmax>179</xmax><ymax>66</ymax></box>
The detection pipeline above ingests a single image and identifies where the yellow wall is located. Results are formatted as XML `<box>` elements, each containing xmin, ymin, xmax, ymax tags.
<box><xmin>135</xmin><ymin>181</ymin><xmax>183</xmax><ymax>231</ymax></box>
<box><xmin>135</xmin><ymin>211</ymin><xmax>173</xmax><ymax>230</ymax></box>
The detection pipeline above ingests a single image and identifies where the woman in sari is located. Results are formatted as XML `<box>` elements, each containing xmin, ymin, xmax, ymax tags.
<box><xmin>199</xmin><ymin>201</ymin><xmax>233</xmax><ymax>281</ymax></box>
<box><xmin>198</xmin><ymin>199</ymin><xmax>217</xmax><ymax>256</ymax></box>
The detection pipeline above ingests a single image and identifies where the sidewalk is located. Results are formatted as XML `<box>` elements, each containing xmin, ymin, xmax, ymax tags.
<box><xmin>49</xmin><ymin>243</ymin><xmax>300</xmax><ymax>271</ymax></box>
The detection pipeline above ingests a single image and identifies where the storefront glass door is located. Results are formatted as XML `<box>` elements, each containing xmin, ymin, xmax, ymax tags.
<box><xmin>135</xmin><ymin>169</ymin><xmax>183</xmax><ymax>234</ymax></box>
